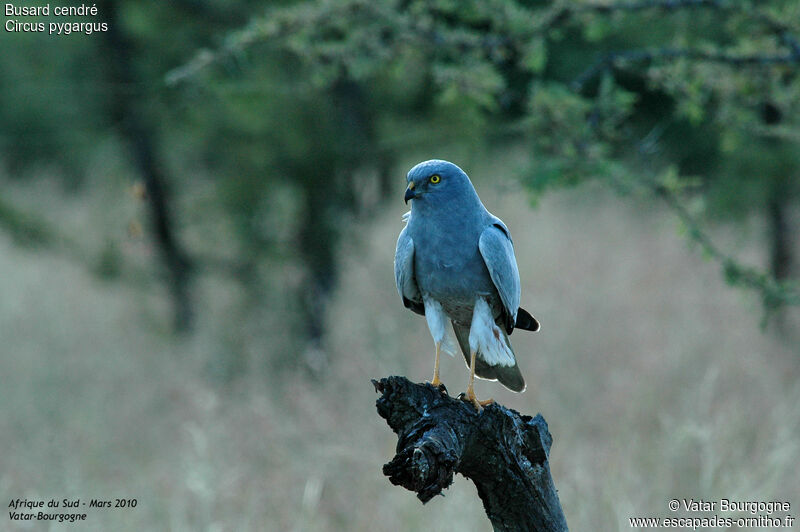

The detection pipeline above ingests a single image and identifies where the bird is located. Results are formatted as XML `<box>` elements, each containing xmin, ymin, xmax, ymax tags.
<box><xmin>394</xmin><ymin>159</ymin><xmax>539</xmax><ymax>410</ymax></box>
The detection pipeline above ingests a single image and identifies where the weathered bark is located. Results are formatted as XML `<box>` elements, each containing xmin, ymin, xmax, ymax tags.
<box><xmin>372</xmin><ymin>376</ymin><xmax>568</xmax><ymax>532</ymax></box>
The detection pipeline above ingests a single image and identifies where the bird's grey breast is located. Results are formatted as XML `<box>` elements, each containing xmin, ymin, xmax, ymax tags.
<box><xmin>408</xmin><ymin>215</ymin><xmax>497</xmax><ymax>323</ymax></box>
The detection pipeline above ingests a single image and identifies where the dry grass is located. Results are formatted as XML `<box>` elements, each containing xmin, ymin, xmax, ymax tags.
<box><xmin>1</xmin><ymin>165</ymin><xmax>798</xmax><ymax>531</ymax></box>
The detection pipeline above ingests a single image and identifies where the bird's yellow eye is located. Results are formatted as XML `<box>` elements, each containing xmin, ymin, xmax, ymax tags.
<box><xmin>430</xmin><ymin>174</ymin><xmax>441</xmax><ymax>184</ymax></box>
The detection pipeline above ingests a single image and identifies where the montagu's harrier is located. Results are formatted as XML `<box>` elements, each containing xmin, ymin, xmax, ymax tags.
<box><xmin>394</xmin><ymin>160</ymin><xmax>539</xmax><ymax>410</ymax></box>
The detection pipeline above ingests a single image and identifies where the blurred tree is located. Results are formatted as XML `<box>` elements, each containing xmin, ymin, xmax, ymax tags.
<box><xmin>0</xmin><ymin>0</ymin><xmax>259</xmax><ymax>333</ymax></box>
<box><xmin>1</xmin><ymin>0</ymin><xmax>401</xmax><ymax>367</ymax></box>
<box><xmin>98</xmin><ymin>0</ymin><xmax>193</xmax><ymax>331</ymax></box>
<box><xmin>170</xmin><ymin>0</ymin><xmax>800</xmax><ymax>326</ymax></box>
<box><xmin>1</xmin><ymin>0</ymin><xmax>798</xmax><ymax>372</ymax></box>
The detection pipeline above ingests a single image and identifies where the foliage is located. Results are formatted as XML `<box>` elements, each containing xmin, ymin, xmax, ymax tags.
<box><xmin>1</xmin><ymin>0</ymin><xmax>798</xmax><ymax>341</ymax></box>
<box><xmin>168</xmin><ymin>0</ymin><xmax>800</xmax><ymax>319</ymax></box>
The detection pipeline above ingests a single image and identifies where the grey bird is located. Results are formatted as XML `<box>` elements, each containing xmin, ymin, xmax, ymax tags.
<box><xmin>394</xmin><ymin>159</ymin><xmax>539</xmax><ymax>409</ymax></box>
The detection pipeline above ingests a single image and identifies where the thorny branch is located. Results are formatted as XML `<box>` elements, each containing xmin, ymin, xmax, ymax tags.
<box><xmin>571</xmin><ymin>47</ymin><xmax>800</xmax><ymax>91</ymax></box>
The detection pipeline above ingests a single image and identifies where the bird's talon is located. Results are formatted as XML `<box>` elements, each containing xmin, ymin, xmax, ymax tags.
<box><xmin>468</xmin><ymin>396</ymin><xmax>483</xmax><ymax>411</ymax></box>
<box><xmin>463</xmin><ymin>388</ymin><xmax>490</xmax><ymax>411</ymax></box>
<box><xmin>427</xmin><ymin>379</ymin><xmax>447</xmax><ymax>393</ymax></box>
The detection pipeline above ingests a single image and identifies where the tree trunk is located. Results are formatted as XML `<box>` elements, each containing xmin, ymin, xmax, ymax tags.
<box><xmin>768</xmin><ymin>187</ymin><xmax>792</xmax><ymax>283</ymax></box>
<box><xmin>99</xmin><ymin>0</ymin><xmax>193</xmax><ymax>332</ymax></box>
<box><xmin>372</xmin><ymin>376</ymin><xmax>569</xmax><ymax>532</ymax></box>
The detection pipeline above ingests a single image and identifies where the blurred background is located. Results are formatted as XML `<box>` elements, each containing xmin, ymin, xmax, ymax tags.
<box><xmin>1</xmin><ymin>1</ymin><xmax>799</xmax><ymax>530</ymax></box>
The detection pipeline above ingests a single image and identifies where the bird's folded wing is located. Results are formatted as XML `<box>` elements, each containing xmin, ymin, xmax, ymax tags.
<box><xmin>394</xmin><ymin>226</ymin><xmax>424</xmax><ymax>315</ymax></box>
<box><xmin>478</xmin><ymin>223</ymin><xmax>521</xmax><ymax>333</ymax></box>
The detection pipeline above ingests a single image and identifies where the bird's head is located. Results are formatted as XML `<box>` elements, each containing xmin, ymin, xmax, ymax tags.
<box><xmin>404</xmin><ymin>160</ymin><xmax>478</xmax><ymax>208</ymax></box>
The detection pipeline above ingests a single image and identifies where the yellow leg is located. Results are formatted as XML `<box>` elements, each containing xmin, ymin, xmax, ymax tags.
<box><xmin>429</xmin><ymin>342</ymin><xmax>442</xmax><ymax>387</ymax></box>
<box><xmin>465</xmin><ymin>350</ymin><xmax>494</xmax><ymax>410</ymax></box>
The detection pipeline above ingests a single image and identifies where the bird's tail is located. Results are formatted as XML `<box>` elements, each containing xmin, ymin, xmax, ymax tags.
<box><xmin>514</xmin><ymin>307</ymin><xmax>540</xmax><ymax>332</ymax></box>
<box><xmin>451</xmin><ymin>322</ymin><xmax>526</xmax><ymax>393</ymax></box>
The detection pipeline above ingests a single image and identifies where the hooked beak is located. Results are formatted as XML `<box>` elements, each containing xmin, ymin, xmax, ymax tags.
<box><xmin>404</xmin><ymin>182</ymin><xmax>418</xmax><ymax>204</ymax></box>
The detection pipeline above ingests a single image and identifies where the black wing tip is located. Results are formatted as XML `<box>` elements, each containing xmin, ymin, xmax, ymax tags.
<box><xmin>515</xmin><ymin>307</ymin><xmax>540</xmax><ymax>332</ymax></box>
<box><xmin>504</xmin><ymin>313</ymin><xmax>515</xmax><ymax>335</ymax></box>
<box><xmin>403</xmin><ymin>297</ymin><xmax>425</xmax><ymax>316</ymax></box>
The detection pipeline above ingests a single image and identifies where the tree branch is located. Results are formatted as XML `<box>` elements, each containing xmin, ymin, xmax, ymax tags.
<box><xmin>568</xmin><ymin>0</ymin><xmax>800</xmax><ymax>90</ymax></box>
<box><xmin>575</xmin><ymin>0</ymin><xmax>723</xmax><ymax>14</ymax></box>
<box><xmin>572</xmin><ymin>47</ymin><xmax>799</xmax><ymax>91</ymax></box>
<box><xmin>100</xmin><ymin>0</ymin><xmax>194</xmax><ymax>332</ymax></box>
<box><xmin>652</xmin><ymin>183</ymin><xmax>800</xmax><ymax>313</ymax></box>
<box><xmin>372</xmin><ymin>376</ymin><xmax>568</xmax><ymax>532</ymax></box>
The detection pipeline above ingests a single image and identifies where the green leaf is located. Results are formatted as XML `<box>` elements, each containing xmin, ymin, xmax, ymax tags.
<box><xmin>522</xmin><ymin>37</ymin><xmax>547</xmax><ymax>73</ymax></box>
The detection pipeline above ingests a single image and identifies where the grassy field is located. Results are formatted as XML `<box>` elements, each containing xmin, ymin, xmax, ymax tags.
<box><xmin>1</xmin><ymin>167</ymin><xmax>798</xmax><ymax>531</ymax></box>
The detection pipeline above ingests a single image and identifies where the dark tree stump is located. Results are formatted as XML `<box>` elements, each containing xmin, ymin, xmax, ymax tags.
<box><xmin>372</xmin><ymin>376</ymin><xmax>568</xmax><ymax>532</ymax></box>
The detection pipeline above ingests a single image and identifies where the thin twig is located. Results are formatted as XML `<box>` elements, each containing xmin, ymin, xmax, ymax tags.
<box><xmin>653</xmin><ymin>182</ymin><xmax>800</xmax><ymax>309</ymax></box>
<box><xmin>572</xmin><ymin>47</ymin><xmax>799</xmax><ymax>91</ymax></box>
<box><xmin>574</xmin><ymin>0</ymin><xmax>723</xmax><ymax>14</ymax></box>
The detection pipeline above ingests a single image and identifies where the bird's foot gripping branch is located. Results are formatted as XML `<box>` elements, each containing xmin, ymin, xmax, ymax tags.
<box><xmin>372</xmin><ymin>376</ymin><xmax>569</xmax><ymax>532</ymax></box>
